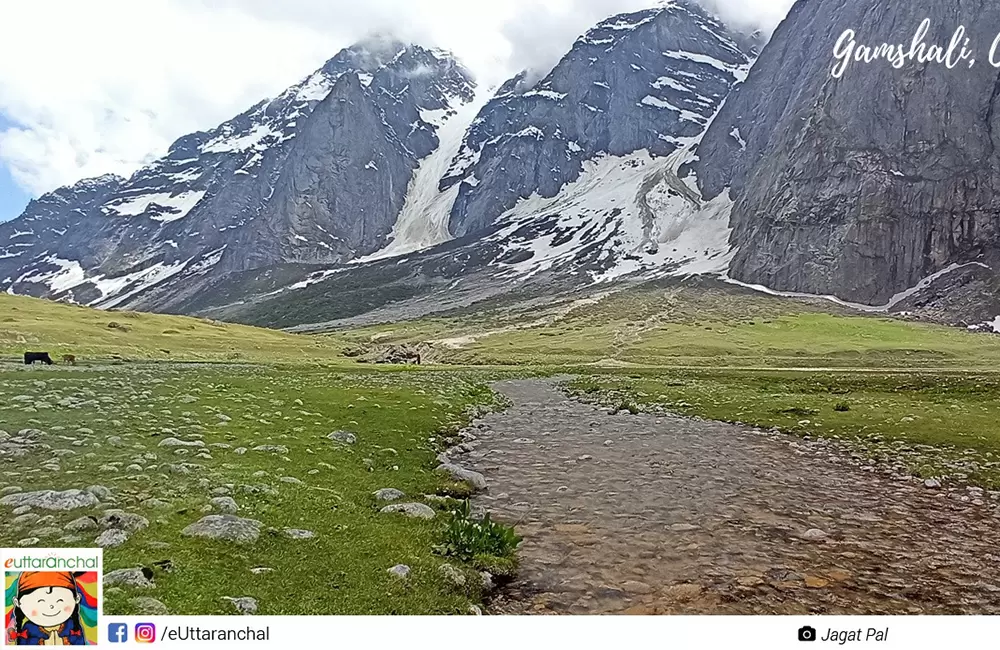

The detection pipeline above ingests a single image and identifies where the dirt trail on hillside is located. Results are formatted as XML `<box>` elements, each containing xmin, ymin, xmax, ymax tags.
<box><xmin>453</xmin><ymin>380</ymin><xmax>1000</xmax><ymax>615</ymax></box>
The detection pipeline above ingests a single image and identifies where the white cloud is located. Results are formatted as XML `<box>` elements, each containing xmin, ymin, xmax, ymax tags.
<box><xmin>0</xmin><ymin>0</ymin><xmax>792</xmax><ymax>199</ymax></box>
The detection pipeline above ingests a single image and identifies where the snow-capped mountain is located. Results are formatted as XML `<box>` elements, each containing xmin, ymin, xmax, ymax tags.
<box><xmin>210</xmin><ymin>1</ymin><xmax>761</xmax><ymax>328</ymax></box>
<box><xmin>443</xmin><ymin>1</ymin><xmax>755</xmax><ymax>238</ymax></box>
<box><xmin>1</xmin><ymin>36</ymin><xmax>476</xmax><ymax>310</ymax></box>
<box><xmin>1</xmin><ymin>0</ymin><xmax>758</xmax><ymax>324</ymax></box>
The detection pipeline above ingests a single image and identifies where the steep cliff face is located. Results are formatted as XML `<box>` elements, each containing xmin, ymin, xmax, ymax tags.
<box><xmin>445</xmin><ymin>0</ymin><xmax>755</xmax><ymax>238</ymax></box>
<box><xmin>695</xmin><ymin>0</ymin><xmax>1000</xmax><ymax>304</ymax></box>
<box><xmin>0</xmin><ymin>38</ymin><xmax>475</xmax><ymax>310</ymax></box>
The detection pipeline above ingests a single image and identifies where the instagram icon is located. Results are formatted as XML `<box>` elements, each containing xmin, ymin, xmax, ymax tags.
<box><xmin>135</xmin><ymin>622</ymin><xmax>157</xmax><ymax>643</ymax></box>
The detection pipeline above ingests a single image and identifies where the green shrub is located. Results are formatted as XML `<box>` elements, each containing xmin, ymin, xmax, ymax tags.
<box><xmin>435</xmin><ymin>501</ymin><xmax>522</xmax><ymax>567</ymax></box>
<box><xmin>834</xmin><ymin>402</ymin><xmax>851</xmax><ymax>412</ymax></box>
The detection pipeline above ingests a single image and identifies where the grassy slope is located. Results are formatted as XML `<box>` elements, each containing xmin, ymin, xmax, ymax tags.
<box><xmin>0</xmin><ymin>293</ymin><xmax>349</xmax><ymax>363</ymax></box>
<box><xmin>325</xmin><ymin>283</ymin><xmax>1000</xmax><ymax>368</ymax></box>
<box><xmin>5</xmin><ymin>284</ymin><xmax>1000</xmax><ymax>614</ymax></box>
<box><xmin>567</xmin><ymin>369</ymin><xmax>1000</xmax><ymax>489</ymax></box>
<box><xmin>0</xmin><ymin>365</ymin><xmax>504</xmax><ymax>614</ymax></box>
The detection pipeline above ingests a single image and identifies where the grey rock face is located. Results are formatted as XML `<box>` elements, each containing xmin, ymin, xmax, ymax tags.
<box><xmin>181</xmin><ymin>515</ymin><xmax>262</xmax><ymax>543</ymax></box>
<box><xmin>695</xmin><ymin>0</ymin><xmax>1000</xmax><ymax>304</ymax></box>
<box><xmin>445</xmin><ymin>1</ymin><xmax>755</xmax><ymax>237</ymax></box>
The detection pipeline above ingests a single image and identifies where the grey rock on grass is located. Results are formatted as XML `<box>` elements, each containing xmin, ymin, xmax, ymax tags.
<box><xmin>224</xmin><ymin>596</ymin><xmax>258</xmax><ymax>615</ymax></box>
<box><xmin>388</xmin><ymin>564</ymin><xmax>411</xmax><ymax>579</ymax></box>
<box><xmin>1</xmin><ymin>489</ymin><xmax>99</xmax><ymax>511</ymax></box>
<box><xmin>99</xmin><ymin>511</ymin><xmax>150</xmax><ymax>532</ymax></box>
<box><xmin>158</xmin><ymin>437</ymin><xmax>205</xmax><ymax>448</ymax></box>
<box><xmin>380</xmin><ymin>503</ymin><xmax>435</xmax><ymax>520</ymax></box>
<box><xmin>65</xmin><ymin>516</ymin><xmax>99</xmax><ymax>532</ymax></box>
<box><xmin>95</xmin><ymin>529</ymin><xmax>130</xmax><ymax>548</ymax></box>
<box><xmin>104</xmin><ymin>567</ymin><xmax>154</xmax><ymax>589</ymax></box>
<box><xmin>436</xmin><ymin>463</ymin><xmax>488</xmax><ymax>491</ymax></box>
<box><xmin>328</xmin><ymin>431</ymin><xmax>357</xmax><ymax>445</ymax></box>
<box><xmin>130</xmin><ymin>597</ymin><xmax>169</xmax><ymax>615</ymax></box>
<box><xmin>210</xmin><ymin>497</ymin><xmax>239</xmax><ymax>514</ymax></box>
<box><xmin>252</xmin><ymin>445</ymin><xmax>288</xmax><ymax>454</ymax></box>
<box><xmin>181</xmin><ymin>515</ymin><xmax>262</xmax><ymax>543</ymax></box>
<box><xmin>439</xmin><ymin>564</ymin><xmax>466</xmax><ymax>588</ymax></box>
<box><xmin>374</xmin><ymin>488</ymin><xmax>405</xmax><ymax>502</ymax></box>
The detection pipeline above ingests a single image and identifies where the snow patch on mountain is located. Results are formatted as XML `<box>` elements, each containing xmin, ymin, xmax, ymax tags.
<box><xmin>481</xmin><ymin>146</ymin><xmax>734</xmax><ymax>283</ymax></box>
<box><xmin>355</xmin><ymin>88</ymin><xmax>492</xmax><ymax>262</ymax></box>
<box><xmin>103</xmin><ymin>190</ymin><xmax>206</xmax><ymax>222</ymax></box>
<box><xmin>15</xmin><ymin>256</ymin><xmax>86</xmax><ymax>294</ymax></box>
<box><xmin>726</xmin><ymin>262</ymin><xmax>993</xmax><ymax>313</ymax></box>
<box><xmin>95</xmin><ymin>261</ymin><xmax>189</xmax><ymax>309</ymax></box>
<box><xmin>202</xmin><ymin>124</ymin><xmax>279</xmax><ymax>154</ymax></box>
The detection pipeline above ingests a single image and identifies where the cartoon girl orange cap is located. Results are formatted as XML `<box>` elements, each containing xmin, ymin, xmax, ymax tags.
<box><xmin>16</xmin><ymin>572</ymin><xmax>77</xmax><ymax>593</ymax></box>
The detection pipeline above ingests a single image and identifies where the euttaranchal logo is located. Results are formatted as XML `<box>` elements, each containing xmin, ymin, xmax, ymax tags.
<box><xmin>1</xmin><ymin>548</ymin><xmax>102</xmax><ymax>646</ymax></box>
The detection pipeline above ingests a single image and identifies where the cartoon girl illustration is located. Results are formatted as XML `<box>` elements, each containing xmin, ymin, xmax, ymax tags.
<box><xmin>8</xmin><ymin>572</ymin><xmax>87</xmax><ymax>646</ymax></box>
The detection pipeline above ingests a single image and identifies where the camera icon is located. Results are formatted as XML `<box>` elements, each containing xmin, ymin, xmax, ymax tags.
<box><xmin>798</xmin><ymin>625</ymin><xmax>817</xmax><ymax>642</ymax></box>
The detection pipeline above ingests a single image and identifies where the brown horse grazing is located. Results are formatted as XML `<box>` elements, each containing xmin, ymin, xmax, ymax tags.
<box><xmin>62</xmin><ymin>355</ymin><xmax>77</xmax><ymax>366</ymax></box>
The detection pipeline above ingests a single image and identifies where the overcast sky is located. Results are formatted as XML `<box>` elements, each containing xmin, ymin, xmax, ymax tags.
<box><xmin>0</xmin><ymin>0</ymin><xmax>794</xmax><ymax>221</ymax></box>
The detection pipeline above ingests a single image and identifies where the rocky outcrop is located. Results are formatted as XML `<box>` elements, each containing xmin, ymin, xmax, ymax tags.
<box><xmin>695</xmin><ymin>0</ymin><xmax>1000</xmax><ymax>304</ymax></box>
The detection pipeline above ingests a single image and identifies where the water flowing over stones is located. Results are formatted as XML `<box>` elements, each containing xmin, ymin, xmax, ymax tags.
<box><xmin>458</xmin><ymin>380</ymin><xmax>1000</xmax><ymax>614</ymax></box>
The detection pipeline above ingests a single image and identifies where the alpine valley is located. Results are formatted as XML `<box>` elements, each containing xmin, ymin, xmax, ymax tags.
<box><xmin>2</xmin><ymin>0</ymin><xmax>1000</xmax><ymax>333</ymax></box>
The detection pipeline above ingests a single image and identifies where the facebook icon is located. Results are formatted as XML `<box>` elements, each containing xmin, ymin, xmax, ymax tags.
<box><xmin>108</xmin><ymin>623</ymin><xmax>128</xmax><ymax>643</ymax></box>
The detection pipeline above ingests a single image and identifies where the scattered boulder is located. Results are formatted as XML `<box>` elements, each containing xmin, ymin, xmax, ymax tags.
<box><xmin>104</xmin><ymin>567</ymin><xmax>154</xmax><ymax>589</ymax></box>
<box><xmin>283</xmin><ymin>529</ymin><xmax>315</xmax><ymax>540</ymax></box>
<box><xmin>480</xmin><ymin>571</ymin><xmax>495</xmax><ymax>593</ymax></box>
<box><xmin>328</xmin><ymin>431</ymin><xmax>357</xmax><ymax>445</ymax></box>
<box><xmin>924</xmin><ymin>479</ymin><xmax>942</xmax><ymax>489</ymax></box>
<box><xmin>380</xmin><ymin>503</ymin><xmax>435</xmax><ymax>520</ymax></box>
<box><xmin>158</xmin><ymin>437</ymin><xmax>205</xmax><ymax>448</ymax></box>
<box><xmin>374</xmin><ymin>488</ymin><xmax>405</xmax><ymax>502</ymax></box>
<box><xmin>252</xmin><ymin>445</ymin><xmax>288</xmax><ymax>455</ymax></box>
<box><xmin>375</xmin><ymin>344</ymin><xmax>424</xmax><ymax>365</ymax></box>
<box><xmin>439</xmin><ymin>564</ymin><xmax>466</xmax><ymax>589</ymax></box>
<box><xmin>99</xmin><ymin>511</ymin><xmax>149</xmax><ymax>532</ymax></box>
<box><xmin>1</xmin><ymin>489</ymin><xmax>99</xmax><ymax>511</ymax></box>
<box><xmin>210</xmin><ymin>497</ymin><xmax>239</xmax><ymax>514</ymax></box>
<box><xmin>436</xmin><ymin>463</ymin><xmax>488</xmax><ymax>491</ymax></box>
<box><xmin>95</xmin><ymin>529</ymin><xmax>130</xmax><ymax>548</ymax></box>
<box><xmin>181</xmin><ymin>515</ymin><xmax>262</xmax><ymax>543</ymax></box>
<box><xmin>223</xmin><ymin>596</ymin><xmax>258</xmax><ymax>615</ymax></box>
<box><xmin>64</xmin><ymin>516</ymin><xmax>99</xmax><ymax>532</ymax></box>
<box><xmin>130</xmin><ymin>597</ymin><xmax>169</xmax><ymax>615</ymax></box>
<box><xmin>388</xmin><ymin>564</ymin><xmax>411</xmax><ymax>578</ymax></box>
<box><xmin>86</xmin><ymin>485</ymin><xmax>114</xmax><ymax>501</ymax></box>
